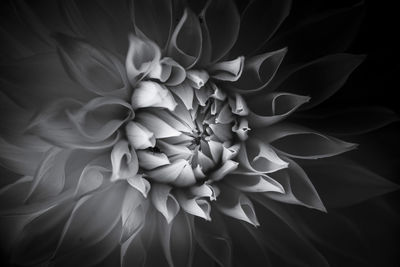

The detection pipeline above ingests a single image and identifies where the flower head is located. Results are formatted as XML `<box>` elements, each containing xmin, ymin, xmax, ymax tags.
<box><xmin>0</xmin><ymin>0</ymin><xmax>398</xmax><ymax>266</ymax></box>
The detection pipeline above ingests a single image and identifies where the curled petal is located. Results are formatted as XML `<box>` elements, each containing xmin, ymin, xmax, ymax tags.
<box><xmin>230</xmin><ymin>48</ymin><xmax>287</xmax><ymax>94</ymax></box>
<box><xmin>247</xmin><ymin>92</ymin><xmax>310</xmax><ymax>128</ymax></box>
<box><xmin>160</xmin><ymin>57</ymin><xmax>186</xmax><ymax>86</ymax></box>
<box><xmin>167</xmin><ymin>8</ymin><xmax>202</xmax><ymax>68</ymax></box>
<box><xmin>176</xmin><ymin>191</ymin><xmax>211</xmax><ymax>221</ymax></box>
<box><xmin>237</xmin><ymin>139</ymin><xmax>288</xmax><ymax>174</ymax></box>
<box><xmin>225</xmin><ymin>173</ymin><xmax>284</xmax><ymax>193</ymax></box>
<box><xmin>232</xmin><ymin>119</ymin><xmax>250</xmax><ymax>141</ymax></box>
<box><xmin>146</xmin><ymin>159</ymin><xmax>187</xmax><ymax>184</ymax></box>
<box><xmin>137</xmin><ymin>150</ymin><xmax>170</xmax><ymax>170</ymax></box>
<box><xmin>266</xmin><ymin>157</ymin><xmax>326</xmax><ymax>212</ymax></box>
<box><xmin>126</xmin><ymin>175</ymin><xmax>151</xmax><ymax>198</ymax></box>
<box><xmin>111</xmin><ymin>140</ymin><xmax>138</xmax><ymax>181</ymax></box>
<box><xmin>135</xmin><ymin>112</ymin><xmax>181</xmax><ymax>138</ymax></box>
<box><xmin>254</xmin><ymin>122</ymin><xmax>357</xmax><ymax>159</ymax></box>
<box><xmin>216</xmin><ymin>186</ymin><xmax>259</xmax><ymax>226</ymax></box>
<box><xmin>216</xmin><ymin>104</ymin><xmax>234</xmax><ymax>124</ymax></box>
<box><xmin>186</xmin><ymin>70</ymin><xmax>210</xmax><ymax>89</ymax></box>
<box><xmin>125</xmin><ymin>121</ymin><xmax>156</xmax><ymax>150</ymax></box>
<box><xmin>208</xmin><ymin>56</ymin><xmax>244</xmax><ymax>81</ymax></box>
<box><xmin>151</xmin><ymin>183</ymin><xmax>180</xmax><ymax>223</ymax></box>
<box><xmin>189</xmin><ymin>184</ymin><xmax>219</xmax><ymax>200</ymax></box>
<box><xmin>170</xmin><ymin>81</ymin><xmax>194</xmax><ymax>110</ymax></box>
<box><xmin>131</xmin><ymin>81</ymin><xmax>177</xmax><ymax>111</ymax></box>
<box><xmin>126</xmin><ymin>34</ymin><xmax>161</xmax><ymax>86</ymax></box>
<box><xmin>222</xmin><ymin>144</ymin><xmax>241</xmax><ymax>162</ymax></box>
<box><xmin>208</xmin><ymin>160</ymin><xmax>238</xmax><ymax>182</ymax></box>
<box><xmin>53</xmin><ymin>33</ymin><xmax>129</xmax><ymax>98</ymax></box>
<box><xmin>228</xmin><ymin>93</ymin><xmax>249</xmax><ymax>116</ymax></box>
<box><xmin>121</xmin><ymin>186</ymin><xmax>148</xmax><ymax>242</ymax></box>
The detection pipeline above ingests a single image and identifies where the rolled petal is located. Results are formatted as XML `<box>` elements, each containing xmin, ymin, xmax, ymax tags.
<box><xmin>157</xmin><ymin>140</ymin><xmax>192</xmax><ymax>161</ymax></box>
<box><xmin>135</xmin><ymin>112</ymin><xmax>181</xmax><ymax>138</ymax></box>
<box><xmin>208</xmin><ymin>56</ymin><xmax>244</xmax><ymax>81</ymax></box>
<box><xmin>230</xmin><ymin>48</ymin><xmax>287</xmax><ymax>94</ymax></box>
<box><xmin>186</xmin><ymin>70</ymin><xmax>210</xmax><ymax>89</ymax></box>
<box><xmin>254</xmin><ymin>122</ymin><xmax>358</xmax><ymax>159</ymax></box>
<box><xmin>126</xmin><ymin>34</ymin><xmax>161</xmax><ymax>86</ymax></box>
<box><xmin>137</xmin><ymin>150</ymin><xmax>170</xmax><ymax>170</ymax></box>
<box><xmin>266</xmin><ymin>157</ymin><xmax>326</xmax><ymax>212</ymax></box>
<box><xmin>53</xmin><ymin>33</ymin><xmax>129</xmax><ymax>98</ymax></box>
<box><xmin>160</xmin><ymin>57</ymin><xmax>186</xmax><ymax>86</ymax></box>
<box><xmin>237</xmin><ymin>138</ymin><xmax>288</xmax><ymax>174</ymax></box>
<box><xmin>189</xmin><ymin>183</ymin><xmax>219</xmax><ymax>201</ymax></box>
<box><xmin>209</xmin><ymin>160</ymin><xmax>239</xmax><ymax>182</ymax></box>
<box><xmin>146</xmin><ymin>159</ymin><xmax>187</xmax><ymax>183</ymax></box>
<box><xmin>126</xmin><ymin>175</ymin><xmax>151</xmax><ymax>198</ymax></box>
<box><xmin>222</xmin><ymin>144</ymin><xmax>241</xmax><ymax>162</ymax></box>
<box><xmin>151</xmin><ymin>183</ymin><xmax>180</xmax><ymax>223</ymax></box>
<box><xmin>125</xmin><ymin>121</ymin><xmax>156</xmax><ymax>150</ymax></box>
<box><xmin>228</xmin><ymin>93</ymin><xmax>249</xmax><ymax>116</ymax></box>
<box><xmin>111</xmin><ymin>140</ymin><xmax>138</xmax><ymax>181</ymax></box>
<box><xmin>176</xmin><ymin>191</ymin><xmax>211</xmax><ymax>221</ymax></box>
<box><xmin>131</xmin><ymin>81</ymin><xmax>177</xmax><ymax>111</ymax></box>
<box><xmin>225</xmin><ymin>173</ymin><xmax>284</xmax><ymax>193</ymax></box>
<box><xmin>232</xmin><ymin>119</ymin><xmax>250</xmax><ymax>141</ymax></box>
<box><xmin>247</xmin><ymin>92</ymin><xmax>310</xmax><ymax>128</ymax></box>
<box><xmin>216</xmin><ymin>187</ymin><xmax>259</xmax><ymax>226</ymax></box>
<box><xmin>167</xmin><ymin>8</ymin><xmax>202</xmax><ymax>68</ymax></box>
<box><xmin>121</xmin><ymin>186</ymin><xmax>148</xmax><ymax>242</ymax></box>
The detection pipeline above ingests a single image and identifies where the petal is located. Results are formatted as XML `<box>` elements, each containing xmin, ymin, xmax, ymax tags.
<box><xmin>131</xmin><ymin>81</ymin><xmax>177</xmax><ymax>111</ymax></box>
<box><xmin>172</xmin><ymin>163</ymin><xmax>197</xmax><ymax>187</ymax></box>
<box><xmin>160</xmin><ymin>57</ymin><xmax>186</xmax><ymax>86</ymax></box>
<box><xmin>186</xmin><ymin>69</ymin><xmax>210</xmax><ymax>89</ymax></box>
<box><xmin>126</xmin><ymin>175</ymin><xmax>151</xmax><ymax>198</ymax></box>
<box><xmin>228</xmin><ymin>93</ymin><xmax>249</xmax><ymax>116</ymax></box>
<box><xmin>229</xmin><ymin>48</ymin><xmax>287</xmax><ymax>94</ymax></box>
<box><xmin>237</xmin><ymin>139</ymin><xmax>288</xmax><ymax>174</ymax></box>
<box><xmin>189</xmin><ymin>183</ymin><xmax>219</xmax><ymax>200</ymax></box>
<box><xmin>126</xmin><ymin>121</ymin><xmax>156</xmax><ymax>150</ymax></box>
<box><xmin>130</xmin><ymin>0</ymin><xmax>173</xmax><ymax>49</ymax></box>
<box><xmin>126</xmin><ymin>34</ymin><xmax>161</xmax><ymax>86</ymax></box>
<box><xmin>266</xmin><ymin>157</ymin><xmax>326</xmax><ymax>212</ymax></box>
<box><xmin>74</xmin><ymin>165</ymin><xmax>108</xmax><ymax>198</ymax></box>
<box><xmin>232</xmin><ymin>118</ymin><xmax>250</xmax><ymax>141</ymax></box>
<box><xmin>151</xmin><ymin>183</ymin><xmax>180</xmax><ymax>223</ymax></box>
<box><xmin>200</xmin><ymin>0</ymin><xmax>240</xmax><ymax>62</ymax></box>
<box><xmin>208</xmin><ymin>160</ymin><xmax>238</xmax><ymax>182</ymax></box>
<box><xmin>275</xmin><ymin>53</ymin><xmax>365</xmax><ymax>109</ymax></box>
<box><xmin>231</xmin><ymin>0</ymin><xmax>292</xmax><ymax>56</ymax></box>
<box><xmin>226</xmin><ymin>173</ymin><xmax>284</xmax><ymax>193</ymax></box>
<box><xmin>135</xmin><ymin>112</ymin><xmax>181</xmax><ymax>138</ymax></box>
<box><xmin>146</xmin><ymin>159</ymin><xmax>188</xmax><ymax>184</ymax></box>
<box><xmin>176</xmin><ymin>191</ymin><xmax>211</xmax><ymax>220</ymax></box>
<box><xmin>137</xmin><ymin>150</ymin><xmax>170</xmax><ymax>170</ymax></box>
<box><xmin>302</xmin><ymin>158</ymin><xmax>399</xmax><ymax>208</ymax></box>
<box><xmin>170</xmin><ymin>81</ymin><xmax>194</xmax><ymax>110</ymax></box>
<box><xmin>208</xmin><ymin>56</ymin><xmax>244</xmax><ymax>82</ymax></box>
<box><xmin>53</xmin><ymin>33</ymin><xmax>129</xmax><ymax>98</ymax></box>
<box><xmin>254</xmin><ymin>122</ymin><xmax>357</xmax><ymax>159</ymax></box>
<box><xmin>121</xmin><ymin>186</ymin><xmax>148</xmax><ymax>243</ymax></box>
<box><xmin>111</xmin><ymin>140</ymin><xmax>138</xmax><ymax>181</ymax></box>
<box><xmin>167</xmin><ymin>8</ymin><xmax>202</xmax><ymax>68</ymax></box>
<box><xmin>216</xmin><ymin>186</ymin><xmax>259</xmax><ymax>226</ymax></box>
<box><xmin>247</xmin><ymin>92</ymin><xmax>310</xmax><ymax>128</ymax></box>
<box><xmin>157</xmin><ymin>140</ymin><xmax>192</xmax><ymax>161</ymax></box>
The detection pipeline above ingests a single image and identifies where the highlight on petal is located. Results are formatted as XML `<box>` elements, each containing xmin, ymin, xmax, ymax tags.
<box><xmin>266</xmin><ymin>157</ymin><xmax>326</xmax><ymax>212</ymax></box>
<box><xmin>125</xmin><ymin>121</ymin><xmax>156</xmax><ymax>150</ymax></box>
<box><xmin>137</xmin><ymin>150</ymin><xmax>170</xmax><ymax>170</ymax></box>
<box><xmin>126</xmin><ymin>34</ymin><xmax>161</xmax><ymax>86</ymax></box>
<box><xmin>228</xmin><ymin>93</ymin><xmax>249</xmax><ymax>116</ymax></box>
<box><xmin>247</xmin><ymin>92</ymin><xmax>310</xmax><ymax>128</ymax></box>
<box><xmin>208</xmin><ymin>56</ymin><xmax>244</xmax><ymax>81</ymax></box>
<box><xmin>186</xmin><ymin>70</ymin><xmax>210</xmax><ymax>89</ymax></box>
<box><xmin>237</xmin><ymin>139</ymin><xmax>288</xmax><ymax>174</ymax></box>
<box><xmin>226</xmin><ymin>173</ymin><xmax>284</xmax><ymax>193</ymax></box>
<box><xmin>135</xmin><ymin>112</ymin><xmax>181</xmax><ymax>139</ymax></box>
<box><xmin>230</xmin><ymin>47</ymin><xmax>287</xmax><ymax>94</ymax></box>
<box><xmin>167</xmin><ymin>8</ymin><xmax>202</xmax><ymax>68</ymax></box>
<box><xmin>151</xmin><ymin>183</ymin><xmax>180</xmax><ymax>223</ymax></box>
<box><xmin>254</xmin><ymin>122</ymin><xmax>358</xmax><ymax>159</ymax></box>
<box><xmin>176</xmin><ymin>191</ymin><xmax>211</xmax><ymax>221</ymax></box>
<box><xmin>110</xmin><ymin>140</ymin><xmax>138</xmax><ymax>182</ymax></box>
<box><xmin>121</xmin><ymin>186</ymin><xmax>148</xmax><ymax>243</ymax></box>
<box><xmin>216</xmin><ymin>186</ymin><xmax>259</xmax><ymax>226</ymax></box>
<box><xmin>126</xmin><ymin>175</ymin><xmax>151</xmax><ymax>198</ymax></box>
<box><xmin>159</xmin><ymin>57</ymin><xmax>186</xmax><ymax>86</ymax></box>
<box><xmin>170</xmin><ymin>81</ymin><xmax>194</xmax><ymax>110</ymax></box>
<box><xmin>131</xmin><ymin>81</ymin><xmax>177</xmax><ymax>111</ymax></box>
<box><xmin>52</xmin><ymin>33</ymin><xmax>129</xmax><ymax>98</ymax></box>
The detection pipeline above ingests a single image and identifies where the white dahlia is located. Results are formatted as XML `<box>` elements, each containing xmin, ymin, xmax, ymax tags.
<box><xmin>0</xmin><ymin>0</ymin><xmax>398</xmax><ymax>266</ymax></box>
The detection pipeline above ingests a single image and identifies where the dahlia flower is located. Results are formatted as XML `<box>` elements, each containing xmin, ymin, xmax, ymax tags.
<box><xmin>0</xmin><ymin>0</ymin><xmax>398</xmax><ymax>266</ymax></box>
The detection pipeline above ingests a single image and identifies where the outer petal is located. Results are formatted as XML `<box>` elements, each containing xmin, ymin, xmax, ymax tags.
<box><xmin>150</xmin><ymin>183</ymin><xmax>180</xmax><ymax>223</ymax></box>
<box><xmin>111</xmin><ymin>140</ymin><xmax>138</xmax><ymax>181</ymax></box>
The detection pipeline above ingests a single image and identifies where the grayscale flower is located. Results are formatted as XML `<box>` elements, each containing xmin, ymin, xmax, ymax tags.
<box><xmin>0</xmin><ymin>0</ymin><xmax>398</xmax><ymax>266</ymax></box>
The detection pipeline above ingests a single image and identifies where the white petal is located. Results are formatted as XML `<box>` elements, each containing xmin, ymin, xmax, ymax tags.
<box><xmin>186</xmin><ymin>70</ymin><xmax>209</xmax><ymax>89</ymax></box>
<box><xmin>172</xmin><ymin>163</ymin><xmax>197</xmax><ymax>187</ymax></box>
<box><xmin>111</xmin><ymin>140</ymin><xmax>138</xmax><ymax>181</ymax></box>
<box><xmin>209</xmin><ymin>56</ymin><xmax>244</xmax><ymax>82</ymax></box>
<box><xmin>157</xmin><ymin>140</ymin><xmax>192</xmax><ymax>160</ymax></box>
<box><xmin>136</xmin><ymin>112</ymin><xmax>181</xmax><ymax>138</ymax></box>
<box><xmin>74</xmin><ymin>165</ymin><xmax>107</xmax><ymax>197</ymax></box>
<box><xmin>170</xmin><ymin>81</ymin><xmax>194</xmax><ymax>110</ymax></box>
<box><xmin>217</xmin><ymin>191</ymin><xmax>259</xmax><ymax>226</ymax></box>
<box><xmin>176</xmin><ymin>191</ymin><xmax>211</xmax><ymax>221</ymax></box>
<box><xmin>226</xmin><ymin>173</ymin><xmax>284</xmax><ymax>193</ymax></box>
<box><xmin>126</xmin><ymin>175</ymin><xmax>151</xmax><ymax>198</ymax></box>
<box><xmin>131</xmin><ymin>81</ymin><xmax>177</xmax><ymax>111</ymax></box>
<box><xmin>151</xmin><ymin>184</ymin><xmax>180</xmax><ymax>223</ymax></box>
<box><xmin>209</xmin><ymin>160</ymin><xmax>239</xmax><ymax>181</ymax></box>
<box><xmin>137</xmin><ymin>150</ymin><xmax>170</xmax><ymax>170</ymax></box>
<box><xmin>229</xmin><ymin>93</ymin><xmax>249</xmax><ymax>116</ymax></box>
<box><xmin>215</xmin><ymin>104</ymin><xmax>234</xmax><ymax>124</ymax></box>
<box><xmin>193</xmin><ymin>165</ymin><xmax>206</xmax><ymax>180</ymax></box>
<box><xmin>126</xmin><ymin>121</ymin><xmax>156</xmax><ymax>150</ymax></box>
<box><xmin>222</xmin><ymin>143</ymin><xmax>241</xmax><ymax>162</ymax></box>
<box><xmin>146</xmin><ymin>159</ymin><xmax>187</xmax><ymax>183</ymax></box>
